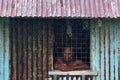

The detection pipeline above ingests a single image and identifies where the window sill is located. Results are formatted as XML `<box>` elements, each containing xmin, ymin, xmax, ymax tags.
<box><xmin>49</xmin><ymin>70</ymin><xmax>97</xmax><ymax>76</ymax></box>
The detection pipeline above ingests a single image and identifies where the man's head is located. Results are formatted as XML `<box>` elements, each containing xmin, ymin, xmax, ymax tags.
<box><xmin>63</xmin><ymin>47</ymin><xmax>73</xmax><ymax>62</ymax></box>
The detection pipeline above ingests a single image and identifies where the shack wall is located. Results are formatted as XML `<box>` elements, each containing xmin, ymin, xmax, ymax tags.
<box><xmin>9</xmin><ymin>18</ymin><xmax>51</xmax><ymax>80</ymax></box>
<box><xmin>91</xmin><ymin>19</ymin><xmax>119</xmax><ymax>80</ymax></box>
<box><xmin>0</xmin><ymin>18</ymin><xmax>119</xmax><ymax>80</ymax></box>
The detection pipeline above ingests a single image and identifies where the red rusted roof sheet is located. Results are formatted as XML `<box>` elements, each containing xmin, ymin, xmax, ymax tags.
<box><xmin>0</xmin><ymin>0</ymin><xmax>120</xmax><ymax>18</ymax></box>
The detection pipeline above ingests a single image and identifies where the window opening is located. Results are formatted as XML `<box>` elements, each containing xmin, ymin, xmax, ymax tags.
<box><xmin>53</xmin><ymin>19</ymin><xmax>90</xmax><ymax>71</ymax></box>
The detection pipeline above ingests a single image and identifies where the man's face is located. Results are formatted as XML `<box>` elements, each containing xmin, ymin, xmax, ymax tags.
<box><xmin>63</xmin><ymin>47</ymin><xmax>73</xmax><ymax>62</ymax></box>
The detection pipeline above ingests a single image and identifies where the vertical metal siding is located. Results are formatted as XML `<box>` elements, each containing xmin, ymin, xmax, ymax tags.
<box><xmin>22</xmin><ymin>20</ymin><xmax>27</xmax><ymax>80</ymax></box>
<box><xmin>95</xmin><ymin>20</ymin><xmax>100</xmax><ymax>80</ymax></box>
<box><xmin>105</xmin><ymin>20</ymin><xmax>109</xmax><ymax>80</ymax></box>
<box><xmin>0</xmin><ymin>18</ymin><xmax>10</xmax><ymax>80</ymax></box>
<box><xmin>0</xmin><ymin>18</ymin><xmax>119</xmax><ymax>80</ymax></box>
<box><xmin>0</xmin><ymin>19</ymin><xmax>4</xmax><ymax>80</ymax></box>
<box><xmin>91</xmin><ymin>20</ymin><xmax>96</xmax><ymax>80</ymax></box>
<box><xmin>118</xmin><ymin>21</ymin><xmax>120</xmax><ymax>80</ymax></box>
<box><xmin>110</xmin><ymin>20</ymin><xmax>114</xmax><ymax>80</ymax></box>
<box><xmin>10</xmin><ymin>19</ymin><xmax>17</xmax><ymax>80</ymax></box>
<box><xmin>91</xmin><ymin>19</ymin><xmax>119</xmax><ymax>80</ymax></box>
<box><xmin>9</xmin><ymin>18</ymin><xmax>95</xmax><ymax>80</ymax></box>
<box><xmin>114</xmin><ymin>20</ymin><xmax>119</xmax><ymax>80</ymax></box>
<box><xmin>100</xmin><ymin>20</ymin><xmax>105</xmax><ymax>80</ymax></box>
<box><xmin>37</xmin><ymin>21</ymin><xmax>43</xmax><ymax>80</ymax></box>
<box><xmin>4</xmin><ymin>19</ymin><xmax>10</xmax><ymax>80</ymax></box>
<box><xmin>10</xmin><ymin>18</ymin><xmax>49</xmax><ymax>80</ymax></box>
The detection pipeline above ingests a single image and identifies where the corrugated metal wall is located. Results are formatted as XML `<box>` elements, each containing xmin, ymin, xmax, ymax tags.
<box><xmin>118</xmin><ymin>25</ymin><xmax>120</xmax><ymax>79</ymax></box>
<box><xmin>10</xmin><ymin>18</ymin><xmax>52</xmax><ymax>80</ymax></box>
<box><xmin>91</xmin><ymin>19</ymin><xmax>119</xmax><ymax>80</ymax></box>
<box><xmin>10</xmin><ymin>18</ymin><xmax>92</xmax><ymax>80</ymax></box>
<box><xmin>0</xmin><ymin>18</ymin><xmax>10</xmax><ymax>80</ymax></box>
<box><xmin>0</xmin><ymin>18</ymin><xmax>119</xmax><ymax>80</ymax></box>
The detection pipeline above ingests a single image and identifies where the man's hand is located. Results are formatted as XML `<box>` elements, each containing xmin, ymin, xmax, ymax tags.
<box><xmin>54</xmin><ymin>63</ymin><xmax>74</xmax><ymax>71</ymax></box>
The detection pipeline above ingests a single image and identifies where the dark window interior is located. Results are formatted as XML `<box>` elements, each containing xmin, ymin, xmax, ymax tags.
<box><xmin>53</xmin><ymin>19</ymin><xmax>90</xmax><ymax>70</ymax></box>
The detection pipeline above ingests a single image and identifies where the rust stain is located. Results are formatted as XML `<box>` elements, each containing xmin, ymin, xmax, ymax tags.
<box><xmin>9</xmin><ymin>18</ymin><xmax>119</xmax><ymax>80</ymax></box>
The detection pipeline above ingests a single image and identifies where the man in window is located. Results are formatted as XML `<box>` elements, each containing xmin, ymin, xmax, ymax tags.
<box><xmin>54</xmin><ymin>47</ymin><xmax>90</xmax><ymax>71</ymax></box>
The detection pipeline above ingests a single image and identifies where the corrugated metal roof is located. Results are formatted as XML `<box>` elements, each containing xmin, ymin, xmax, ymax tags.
<box><xmin>0</xmin><ymin>0</ymin><xmax>120</xmax><ymax>18</ymax></box>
